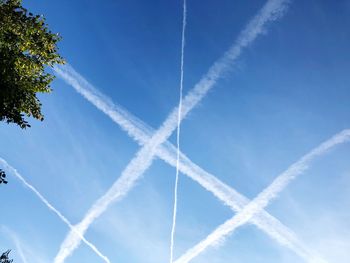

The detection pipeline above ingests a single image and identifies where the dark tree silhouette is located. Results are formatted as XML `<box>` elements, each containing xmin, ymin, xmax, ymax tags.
<box><xmin>0</xmin><ymin>169</ymin><xmax>8</xmax><ymax>184</ymax></box>
<box><xmin>0</xmin><ymin>250</ymin><xmax>13</xmax><ymax>263</ymax></box>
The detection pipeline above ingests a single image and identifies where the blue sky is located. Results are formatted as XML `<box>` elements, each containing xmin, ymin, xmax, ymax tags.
<box><xmin>1</xmin><ymin>0</ymin><xmax>350</xmax><ymax>262</ymax></box>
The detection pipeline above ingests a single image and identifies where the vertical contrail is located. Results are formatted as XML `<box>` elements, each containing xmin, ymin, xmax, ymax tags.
<box><xmin>54</xmin><ymin>1</ymin><xmax>292</xmax><ymax>262</ymax></box>
<box><xmin>170</xmin><ymin>0</ymin><xmax>187</xmax><ymax>262</ymax></box>
<box><xmin>55</xmin><ymin>63</ymin><xmax>327</xmax><ymax>262</ymax></box>
<box><xmin>0</xmin><ymin>158</ymin><xmax>111</xmax><ymax>263</ymax></box>
<box><xmin>174</xmin><ymin>130</ymin><xmax>350</xmax><ymax>263</ymax></box>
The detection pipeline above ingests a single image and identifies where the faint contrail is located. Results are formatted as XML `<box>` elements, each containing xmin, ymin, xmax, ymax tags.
<box><xmin>1</xmin><ymin>226</ymin><xmax>29</xmax><ymax>263</ymax></box>
<box><xmin>14</xmin><ymin>238</ymin><xmax>29</xmax><ymax>263</ymax></box>
<box><xmin>0</xmin><ymin>158</ymin><xmax>111</xmax><ymax>263</ymax></box>
<box><xmin>53</xmin><ymin>1</ymin><xmax>293</xmax><ymax>262</ymax></box>
<box><xmin>174</xmin><ymin>130</ymin><xmax>350</xmax><ymax>263</ymax></box>
<box><xmin>170</xmin><ymin>0</ymin><xmax>187</xmax><ymax>262</ymax></box>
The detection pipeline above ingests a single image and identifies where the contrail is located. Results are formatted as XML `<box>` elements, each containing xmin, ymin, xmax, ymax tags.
<box><xmin>1</xmin><ymin>226</ymin><xmax>29</xmax><ymax>263</ymax></box>
<box><xmin>170</xmin><ymin>0</ymin><xmax>187</xmax><ymax>262</ymax></box>
<box><xmin>54</xmin><ymin>0</ymin><xmax>290</xmax><ymax>261</ymax></box>
<box><xmin>54</xmin><ymin>65</ymin><xmax>326</xmax><ymax>263</ymax></box>
<box><xmin>14</xmin><ymin>238</ymin><xmax>29</xmax><ymax>263</ymax></box>
<box><xmin>174</xmin><ymin>129</ymin><xmax>350</xmax><ymax>263</ymax></box>
<box><xmin>53</xmin><ymin>65</ymin><xmax>152</xmax><ymax>145</ymax></box>
<box><xmin>0</xmin><ymin>158</ymin><xmax>111</xmax><ymax>263</ymax></box>
<box><xmin>55</xmin><ymin>64</ymin><xmax>325</xmax><ymax>263</ymax></box>
<box><xmin>53</xmin><ymin>1</ymin><xmax>326</xmax><ymax>262</ymax></box>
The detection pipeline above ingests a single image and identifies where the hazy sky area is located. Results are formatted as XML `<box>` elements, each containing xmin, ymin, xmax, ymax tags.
<box><xmin>1</xmin><ymin>0</ymin><xmax>350</xmax><ymax>263</ymax></box>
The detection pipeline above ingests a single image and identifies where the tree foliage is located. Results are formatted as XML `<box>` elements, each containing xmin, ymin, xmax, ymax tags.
<box><xmin>0</xmin><ymin>0</ymin><xmax>64</xmax><ymax>128</ymax></box>
<box><xmin>0</xmin><ymin>250</ymin><xmax>13</xmax><ymax>263</ymax></box>
<box><xmin>0</xmin><ymin>169</ymin><xmax>8</xmax><ymax>184</ymax></box>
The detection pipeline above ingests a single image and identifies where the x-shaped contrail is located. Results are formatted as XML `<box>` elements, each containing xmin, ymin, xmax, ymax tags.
<box><xmin>1</xmin><ymin>1</ymin><xmax>344</xmax><ymax>263</ymax></box>
<box><xmin>54</xmin><ymin>63</ymin><xmax>327</xmax><ymax>263</ymax></box>
<box><xmin>53</xmin><ymin>0</ymin><xmax>294</xmax><ymax>261</ymax></box>
<box><xmin>174</xmin><ymin>130</ymin><xmax>350</xmax><ymax>263</ymax></box>
<box><xmin>52</xmin><ymin>0</ymin><xmax>335</xmax><ymax>262</ymax></box>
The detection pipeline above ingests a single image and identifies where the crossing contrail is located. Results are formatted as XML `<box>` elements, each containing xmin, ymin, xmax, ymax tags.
<box><xmin>54</xmin><ymin>2</ymin><xmax>326</xmax><ymax>262</ymax></box>
<box><xmin>54</xmin><ymin>63</ymin><xmax>326</xmax><ymax>263</ymax></box>
<box><xmin>55</xmin><ymin>63</ymin><xmax>325</xmax><ymax>263</ymax></box>
<box><xmin>170</xmin><ymin>0</ymin><xmax>187</xmax><ymax>262</ymax></box>
<box><xmin>0</xmin><ymin>158</ymin><xmax>111</xmax><ymax>263</ymax></box>
<box><xmin>174</xmin><ymin>129</ymin><xmax>350</xmax><ymax>263</ymax></box>
<box><xmin>53</xmin><ymin>1</ymin><xmax>294</xmax><ymax>262</ymax></box>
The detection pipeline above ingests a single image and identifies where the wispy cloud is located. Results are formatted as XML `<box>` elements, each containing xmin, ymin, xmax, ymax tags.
<box><xmin>0</xmin><ymin>158</ymin><xmax>111</xmax><ymax>263</ymax></box>
<box><xmin>174</xmin><ymin>130</ymin><xmax>350</xmax><ymax>263</ymax></box>
<box><xmin>95</xmin><ymin>185</ymin><xmax>173</xmax><ymax>263</ymax></box>
<box><xmin>170</xmin><ymin>0</ymin><xmax>187</xmax><ymax>262</ymax></box>
<box><xmin>53</xmin><ymin>0</ymin><xmax>292</xmax><ymax>262</ymax></box>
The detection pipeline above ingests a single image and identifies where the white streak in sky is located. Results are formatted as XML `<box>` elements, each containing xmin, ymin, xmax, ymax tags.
<box><xmin>14</xmin><ymin>239</ymin><xmax>28</xmax><ymax>263</ymax></box>
<box><xmin>1</xmin><ymin>226</ymin><xmax>29</xmax><ymax>263</ymax></box>
<box><xmin>0</xmin><ymin>158</ymin><xmax>111</xmax><ymax>263</ymax></box>
<box><xmin>174</xmin><ymin>130</ymin><xmax>350</xmax><ymax>263</ymax></box>
<box><xmin>170</xmin><ymin>0</ymin><xmax>187</xmax><ymax>262</ymax></box>
<box><xmin>53</xmin><ymin>1</ymin><xmax>327</xmax><ymax>262</ymax></box>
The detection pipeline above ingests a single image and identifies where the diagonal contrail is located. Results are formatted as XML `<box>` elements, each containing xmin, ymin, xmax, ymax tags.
<box><xmin>53</xmin><ymin>1</ymin><xmax>291</xmax><ymax>262</ymax></box>
<box><xmin>0</xmin><ymin>158</ymin><xmax>111</xmax><ymax>263</ymax></box>
<box><xmin>170</xmin><ymin>0</ymin><xmax>187</xmax><ymax>262</ymax></box>
<box><xmin>174</xmin><ymin>129</ymin><xmax>350</xmax><ymax>263</ymax></box>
